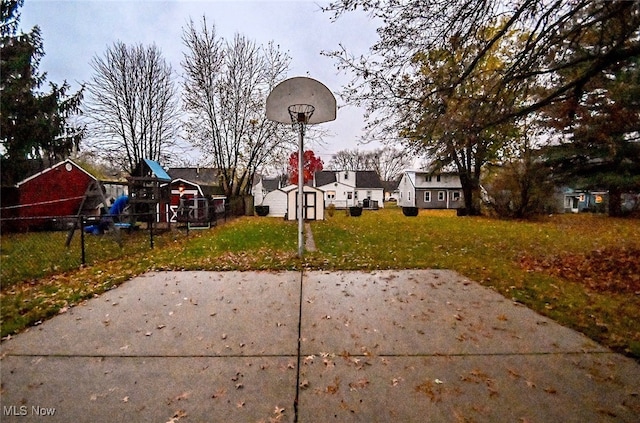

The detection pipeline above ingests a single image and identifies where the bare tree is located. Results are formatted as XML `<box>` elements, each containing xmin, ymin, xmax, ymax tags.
<box><xmin>181</xmin><ymin>17</ymin><xmax>293</xmax><ymax>197</ymax></box>
<box><xmin>328</xmin><ymin>147</ymin><xmax>413</xmax><ymax>181</ymax></box>
<box><xmin>323</xmin><ymin>0</ymin><xmax>640</xmax><ymax>214</ymax></box>
<box><xmin>83</xmin><ymin>41</ymin><xmax>179</xmax><ymax>173</ymax></box>
<box><xmin>371</xmin><ymin>147</ymin><xmax>413</xmax><ymax>182</ymax></box>
<box><xmin>327</xmin><ymin>148</ymin><xmax>376</xmax><ymax>171</ymax></box>
<box><xmin>327</xmin><ymin>147</ymin><xmax>413</xmax><ymax>181</ymax></box>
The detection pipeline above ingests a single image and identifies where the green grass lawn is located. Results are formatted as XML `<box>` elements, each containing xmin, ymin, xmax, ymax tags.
<box><xmin>2</xmin><ymin>207</ymin><xmax>639</xmax><ymax>359</ymax></box>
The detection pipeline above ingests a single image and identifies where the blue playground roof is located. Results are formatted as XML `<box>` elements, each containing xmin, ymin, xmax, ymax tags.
<box><xmin>143</xmin><ymin>159</ymin><xmax>172</xmax><ymax>182</ymax></box>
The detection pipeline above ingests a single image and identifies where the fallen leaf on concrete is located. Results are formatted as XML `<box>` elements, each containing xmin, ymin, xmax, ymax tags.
<box><xmin>165</xmin><ymin>409</ymin><xmax>187</xmax><ymax>423</ymax></box>
<box><xmin>507</xmin><ymin>368</ymin><xmax>521</xmax><ymax>379</ymax></box>
<box><xmin>326</xmin><ymin>377</ymin><xmax>340</xmax><ymax>394</ymax></box>
<box><xmin>211</xmin><ymin>388</ymin><xmax>226</xmax><ymax>399</ymax></box>
<box><xmin>174</xmin><ymin>392</ymin><xmax>190</xmax><ymax>401</ymax></box>
<box><xmin>348</xmin><ymin>378</ymin><xmax>370</xmax><ymax>391</ymax></box>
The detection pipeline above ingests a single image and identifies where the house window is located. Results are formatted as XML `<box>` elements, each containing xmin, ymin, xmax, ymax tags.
<box><xmin>452</xmin><ymin>191</ymin><xmax>461</xmax><ymax>201</ymax></box>
<box><xmin>408</xmin><ymin>191</ymin><xmax>411</xmax><ymax>201</ymax></box>
<box><xmin>344</xmin><ymin>172</ymin><xmax>349</xmax><ymax>180</ymax></box>
<box><xmin>347</xmin><ymin>192</ymin><xmax>353</xmax><ymax>199</ymax></box>
<box><xmin>436</xmin><ymin>175</ymin><xmax>441</xmax><ymax>182</ymax></box>
<box><xmin>424</xmin><ymin>192</ymin><xmax>431</xmax><ymax>202</ymax></box>
<box><xmin>426</xmin><ymin>175</ymin><xmax>432</xmax><ymax>182</ymax></box>
<box><xmin>327</xmin><ymin>190</ymin><xmax>336</xmax><ymax>200</ymax></box>
<box><xmin>438</xmin><ymin>191</ymin><xmax>446</xmax><ymax>201</ymax></box>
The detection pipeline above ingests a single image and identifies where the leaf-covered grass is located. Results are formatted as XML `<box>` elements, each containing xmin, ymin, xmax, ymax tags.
<box><xmin>2</xmin><ymin>208</ymin><xmax>639</xmax><ymax>359</ymax></box>
<box><xmin>1</xmin><ymin>229</ymin><xmax>182</xmax><ymax>288</ymax></box>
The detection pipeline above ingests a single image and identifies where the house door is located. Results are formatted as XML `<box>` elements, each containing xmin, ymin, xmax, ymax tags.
<box><xmin>571</xmin><ymin>196</ymin><xmax>579</xmax><ymax>213</ymax></box>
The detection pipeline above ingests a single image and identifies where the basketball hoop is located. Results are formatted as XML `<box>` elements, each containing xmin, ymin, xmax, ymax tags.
<box><xmin>266</xmin><ymin>77</ymin><xmax>336</xmax><ymax>257</ymax></box>
<box><xmin>288</xmin><ymin>104</ymin><xmax>315</xmax><ymax>125</ymax></box>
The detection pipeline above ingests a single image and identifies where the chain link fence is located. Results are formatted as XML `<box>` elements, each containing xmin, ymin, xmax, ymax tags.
<box><xmin>0</xmin><ymin>209</ymin><xmax>230</xmax><ymax>289</ymax></box>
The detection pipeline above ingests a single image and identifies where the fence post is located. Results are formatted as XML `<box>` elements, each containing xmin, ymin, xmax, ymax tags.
<box><xmin>80</xmin><ymin>215</ymin><xmax>86</xmax><ymax>266</ymax></box>
<box><xmin>149</xmin><ymin>211</ymin><xmax>154</xmax><ymax>249</ymax></box>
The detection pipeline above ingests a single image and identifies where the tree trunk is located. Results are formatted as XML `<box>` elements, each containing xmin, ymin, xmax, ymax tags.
<box><xmin>460</xmin><ymin>173</ymin><xmax>482</xmax><ymax>216</ymax></box>
<box><xmin>608</xmin><ymin>187</ymin><xmax>623</xmax><ymax>217</ymax></box>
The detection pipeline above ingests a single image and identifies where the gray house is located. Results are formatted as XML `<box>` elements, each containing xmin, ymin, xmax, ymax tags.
<box><xmin>396</xmin><ymin>170</ymin><xmax>464</xmax><ymax>209</ymax></box>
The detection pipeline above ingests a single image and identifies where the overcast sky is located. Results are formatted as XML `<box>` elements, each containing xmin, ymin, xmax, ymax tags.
<box><xmin>20</xmin><ymin>0</ymin><xmax>382</xmax><ymax>167</ymax></box>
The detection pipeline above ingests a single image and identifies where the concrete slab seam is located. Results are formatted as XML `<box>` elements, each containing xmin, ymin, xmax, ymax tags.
<box><xmin>293</xmin><ymin>269</ymin><xmax>304</xmax><ymax>422</ymax></box>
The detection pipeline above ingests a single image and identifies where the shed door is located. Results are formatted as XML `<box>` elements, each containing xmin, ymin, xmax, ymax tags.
<box><xmin>304</xmin><ymin>192</ymin><xmax>316</xmax><ymax>220</ymax></box>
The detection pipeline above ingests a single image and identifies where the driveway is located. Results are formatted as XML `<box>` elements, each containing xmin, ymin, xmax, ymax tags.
<box><xmin>1</xmin><ymin>270</ymin><xmax>638</xmax><ymax>422</ymax></box>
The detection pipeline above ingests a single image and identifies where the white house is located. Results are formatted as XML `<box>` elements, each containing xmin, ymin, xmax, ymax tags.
<box><xmin>397</xmin><ymin>170</ymin><xmax>464</xmax><ymax>209</ymax></box>
<box><xmin>314</xmin><ymin>170</ymin><xmax>385</xmax><ymax>209</ymax></box>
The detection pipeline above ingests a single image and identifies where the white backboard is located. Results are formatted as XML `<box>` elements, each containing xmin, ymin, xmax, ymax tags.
<box><xmin>266</xmin><ymin>76</ymin><xmax>337</xmax><ymax>124</ymax></box>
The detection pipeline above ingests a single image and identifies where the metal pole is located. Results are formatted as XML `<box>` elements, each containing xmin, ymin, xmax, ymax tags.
<box><xmin>297</xmin><ymin>123</ymin><xmax>304</xmax><ymax>257</ymax></box>
<box><xmin>80</xmin><ymin>215</ymin><xmax>86</xmax><ymax>266</ymax></box>
<box><xmin>149</xmin><ymin>211</ymin><xmax>154</xmax><ymax>249</ymax></box>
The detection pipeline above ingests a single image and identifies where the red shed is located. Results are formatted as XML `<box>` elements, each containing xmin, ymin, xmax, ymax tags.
<box><xmin>17</xmin><ymin>159</ymin><xmax>97</xmax><ymax>229</ymax></box>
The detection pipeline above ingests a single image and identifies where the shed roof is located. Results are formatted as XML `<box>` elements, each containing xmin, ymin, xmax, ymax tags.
<box><xmin>17</xmin><ymin>159</ymin><xmax>96</xmax><ymax>187</ymax></box>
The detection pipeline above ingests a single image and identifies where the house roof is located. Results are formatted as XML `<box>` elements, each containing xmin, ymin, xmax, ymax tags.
<box><xmin>262</xmin><ymin>177</ymin><xmax>282</xmax><ymax>192</ymax></box>
<box><xmin>382</xmin><ymin>179</ymin><xmax>401</xmax><ymax>193</ymax></box>
<box><xmin>168</xmin><ymin>167</ymin><xmax>221</xmax><ymax>186</ymax></box>
<box><xmin>355</xmin><ymin>170</ymin><xmax>383</xmax><ymax>189</ymax></box>
<box><xmin>315</xmin><ymin>171</ymin><xmax>337</xmax><ymax>186</ymax></box>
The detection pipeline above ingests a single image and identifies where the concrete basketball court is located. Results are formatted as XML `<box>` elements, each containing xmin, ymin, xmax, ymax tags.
<box><xmin>1</xmin><ymin>270</ymin><xmax>639</xmax><ymax>422</ymax></box>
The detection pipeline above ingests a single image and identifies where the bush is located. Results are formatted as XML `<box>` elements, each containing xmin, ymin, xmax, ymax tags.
<box><xmin>326</xmin><ymin>203</ymin><xmax>336</xmax><ymax>217</ymax></box>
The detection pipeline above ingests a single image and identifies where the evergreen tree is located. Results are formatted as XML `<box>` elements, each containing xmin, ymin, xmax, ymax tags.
<box><xmin>541</xmin><ymin>58</ymin><xmax>640</xmax><ymax>216</ymax></box>
<box><xmin>0</xmin><ymin>0</ymin><xmax>84</xmax><ymax>184</ymax></box>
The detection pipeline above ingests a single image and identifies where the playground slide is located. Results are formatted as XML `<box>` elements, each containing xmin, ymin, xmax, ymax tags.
<box><xmin>85</xmin><ymin>195</ymin><xmax>129</xmax><ymax>234</ymax></box>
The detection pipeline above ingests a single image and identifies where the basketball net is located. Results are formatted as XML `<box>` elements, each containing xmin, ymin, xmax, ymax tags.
<box><xmin>288</xmin><ymin>104</ymin><xmax>315</xmax><ymax>130</ymax></box>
